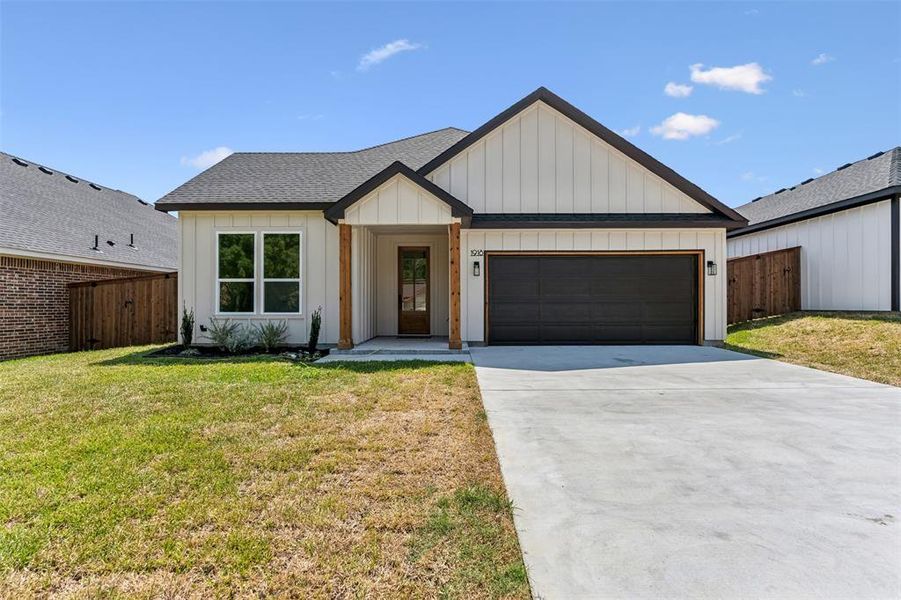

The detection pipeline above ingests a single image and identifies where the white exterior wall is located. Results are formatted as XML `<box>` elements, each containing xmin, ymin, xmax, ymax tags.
<box><xmin>461</xmin><ymin>228</ymin><xmax>728</xmax><ymax>342</ymax></box>
<box><xmin>351</xmin><ymin>227</ymin><xmax>378</xmax><ymax>343</ymax></box>
<box><xmin>179</xmin><ymin>211</ymin><xmax>339</xmax><ymax>345</ymax></box>
<box><xmin>727</xmin><ymin>201</ymin><xmax>895</xmax><ymax>311</ymax></box>
<box><xmin>426</xmin><ymin>101</ymin><xmax>711</xmax><ymax>215</ymax></box>
<box><xmin>344</xmin><ymin>175</ymin><xmax>456</xmax><ymax>225</ymax></box>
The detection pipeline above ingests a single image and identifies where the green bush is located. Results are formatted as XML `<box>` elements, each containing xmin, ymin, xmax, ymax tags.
<box><xmin>206</xmin><ymin>319</ymin><xmax>255</xmax><ymax>354</ymax></box>
<box><xmin>308</xmin><ymin>306</ymin><xmax>322</xmax><ymax>352</ymax></box>
<box><xmin>254</xmin><ymin>320</ymin><xmax>288</xmax><ymax>352</ymax></box>
<box><xmin>180</xmin><ymin>304</ymin><xmax>195</xmax><ymax>346</ymax></box>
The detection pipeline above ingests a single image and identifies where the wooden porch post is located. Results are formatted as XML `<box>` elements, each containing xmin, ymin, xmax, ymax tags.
<box><xmin>448</xmin><ymin>222</ymin><xmax>462</xmax><ymax>350</ymax></box>
<box><xmin>338</xmin><ymin>223</ymin><xmax>353</xmax><ymax>350</ymax></box>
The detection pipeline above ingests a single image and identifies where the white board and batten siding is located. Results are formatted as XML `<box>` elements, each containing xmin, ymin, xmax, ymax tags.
<box><xmin>343</xmin><ymin>175</ymin><xmax>457</xmax><ymax>226</ymax></box>
<box><xmin>179</xmin><ymin>211</ymin><xmax>339</xmax><ymax>345</ymax></box>
<box><xmin>727</xmin><ymin>200</ymin><xmax>896</xmax><ymax>311</ymax></box>
<box><xmin>461</xmin><ymin>229</ymin><xmax>728</xmax><ymax>342</ymax></box>
<box><xmin>426</xmin><ymin>101</ymin><xmax>711</xmax><ymax>216</ymax></box>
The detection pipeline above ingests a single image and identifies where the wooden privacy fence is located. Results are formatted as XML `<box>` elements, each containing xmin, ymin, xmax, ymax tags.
<box><xmin>727</xmin><ymin>247</ymin><xmax>801</xmax><ymax>324</ymax></box>
<box><xmin>69</xmin><ymin>272</ymin><xmax>177</xmax><ymax>351</ymax></box>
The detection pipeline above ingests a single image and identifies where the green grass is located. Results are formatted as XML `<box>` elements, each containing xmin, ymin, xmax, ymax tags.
<box><xmin>726</xmin><ymin>311</ymin><xmax>901</xmax><ymax>386</ymax></box>
<box><xmin>0</xmin><ymin>347</ymin><xmax>528</xmax><ymax>598</ymax></box>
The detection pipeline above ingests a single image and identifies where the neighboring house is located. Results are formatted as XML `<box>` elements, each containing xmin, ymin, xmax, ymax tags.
<box><xmin>155</xmin><ymin>87</ymin><xmax>747</xmax><ymax>349</ymax></box>
<box><xmin>728</xmin><ymin>148</ymin><xmax>900</xmax><ymax>312</ymax></box>
<box><xmin>0</xmin><ymin>153</ymin><xmax>178</xmax><ymax>359</ymax></box>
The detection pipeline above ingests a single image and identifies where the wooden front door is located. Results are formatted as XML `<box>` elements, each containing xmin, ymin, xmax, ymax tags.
<box><xmin>398</xmin><ymin>247</ymin><xmax>430</xmax><ymax>335</ymax></box>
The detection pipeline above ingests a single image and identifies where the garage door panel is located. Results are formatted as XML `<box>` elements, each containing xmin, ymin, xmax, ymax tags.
<box><xmin>487</xmin><ymin>254</ymin><xmax>698</xmax><ymax>345</ymax></box>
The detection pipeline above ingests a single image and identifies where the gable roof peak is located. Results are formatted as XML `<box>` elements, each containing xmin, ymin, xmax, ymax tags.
<box><xmin>416</xmin><ymin>87</ymin><xmax>746</xmax><ymax>224</ymax></box>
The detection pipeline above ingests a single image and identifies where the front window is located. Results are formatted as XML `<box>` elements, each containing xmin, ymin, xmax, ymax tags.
<box><xmin>218</xmin><ymin>233</ymin><xmax>255</xmax><ymax>313</ymax></box>
<box><xmin>263</xmin><ymin>233</ymin><xmax>301</xmax><ymax>313</ymax></box>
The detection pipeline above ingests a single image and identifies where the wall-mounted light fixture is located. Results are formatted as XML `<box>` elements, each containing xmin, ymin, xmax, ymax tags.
<box><xmin>707</xmin><ymin>260</ymin><xmax>717</xmax><ymax>276</ymax></box>
<box><xmin>473</xmin><ymin>261</ymin><xmax>481</xmax><ymax>277</ymax></box>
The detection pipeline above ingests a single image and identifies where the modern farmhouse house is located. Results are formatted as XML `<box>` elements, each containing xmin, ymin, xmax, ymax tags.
<box><xmin>728</xmin><ymin>147</ymin><xmax>900</xmax><ymax>312</ymax></box>
<box><xmin>155</xmin><ymin>88</ymin><xmax>747</xmax><ymax>349</ymax></box>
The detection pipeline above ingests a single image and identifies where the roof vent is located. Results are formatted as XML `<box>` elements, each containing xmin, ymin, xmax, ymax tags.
<box><xmin>751</xmin><ymin>196</ymin><xmax>762</xmax><ymax>202</ymax></box>
<box><xmin>89</xmin><ymin>183</ymin><xmax>101</xmax><ymax>191</ymax></box>
<box><xmin>136</xmin><ymin>198</ymin><xmax>149</xmax><ymax>206</ymax></box>
<box><xmin>867</xmin><ymin>151</ymin><xmax>885</xmax><ymax>160</ymax></box>
<box><xmin>836</xmin><ymin>162</ymin><xmax>852</xmax><ymax>171</ymax></box>
<box><xmin>11</xmin><ymin>158</ymin><xmax>28</xmax><ymax>167</ymax></box>
<box><xmin>39</xmin><ymin>166</ymin><xmax>53</xmax><ymax>175</ymax></box>
<box><xmin>128</xmin><ymin>234</ymin><xmax>136</xmax><ymax>249</ymax></box>
<box><xmin>66</xmin><ymin>175</ymin><xmax>79</xmax><ymax>183</ymax></box>
<box><xmin>800</xmin><ymin>178</ymin><xmax>814</xmax><ymax>185</ymax></box>
<box><xmin>91</xmin><ymin>235</ymin><xmax>101</xmax><ymax>252</ymax></box>
<box><xmin>106</xmin><ymin>240</ymin><xmax>115</xmax><ymax>247</ymax></box>
<box><xmin>774</xmin><ymin>188</ymin><xmax>787</xmax><ymax>195</ymax></box>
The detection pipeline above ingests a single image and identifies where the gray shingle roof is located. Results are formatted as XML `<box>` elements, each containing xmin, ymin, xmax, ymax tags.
<box><xmin>1</xmin><ymin>152</ymin><xmax>177</xmax><ymax>270</ymax></box>
<box><xmin>735</xmin><ymin>147</ymin><xmax>901</xmax><ymax>226</ymax></box>
<box><xmin>155</xmin><ymin>127</ymin><xmax>469</xmax><ymax>210</ymax></box>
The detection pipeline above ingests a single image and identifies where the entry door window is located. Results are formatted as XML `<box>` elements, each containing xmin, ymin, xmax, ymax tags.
<box><xmin>401</xmin><ymin>250</ymin><xmax>428</xmax><ymax>311</ymax></box>
<box><xmin>398</xmin><ymin>247</ymin><xmax>430</xmax><ymax>335</ymax></box>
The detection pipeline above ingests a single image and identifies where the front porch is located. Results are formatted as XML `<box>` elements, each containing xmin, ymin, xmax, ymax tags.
<box><xmin>336</xmin><ymin>222</ymin><xmax>462</xmax><ymax>351</ymax></box>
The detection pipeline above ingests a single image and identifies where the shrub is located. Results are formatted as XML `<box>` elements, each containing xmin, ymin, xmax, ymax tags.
<box><xmin>254</xmin><ymin>320</ymin><xmax>288</xmax><ymax>352</ymax></box>
<box><xmin>180</xmin><ymin>304</ymin><xmax>195</xmax><ymax>346</ymax></box>
<box><xmin>206</xmin><ymin>318</ymin><xmax>255</xmax><ymax>354</ymax></box>
<box><xmin>308</xmin><ymin>306</ymin><xmax>322</xmax><ymax>352</ymax></box>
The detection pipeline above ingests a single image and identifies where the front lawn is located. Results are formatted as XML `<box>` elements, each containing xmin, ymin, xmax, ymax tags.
<box><xmin>0</xmin><ymin>348</ymin><xmax>528</xmax><ymax>598</ymax></box>
<box><xmin>726</xmin><ymin>311</ymin><xmax>901</xmax><ymax>386</ymax></box>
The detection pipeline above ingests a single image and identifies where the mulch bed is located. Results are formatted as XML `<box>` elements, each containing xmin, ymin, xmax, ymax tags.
<box><xmin>146</xmin><ymin>345</ymin><xmax>329</xmax><ymax>361</ymax></box>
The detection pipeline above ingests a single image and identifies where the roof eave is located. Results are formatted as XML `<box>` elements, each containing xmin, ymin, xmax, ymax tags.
<box><xmin>155</xmin><ymin>201</ymin><xmax>333</xmax><ymax>213</ymax></box>
<box><xmin>729</xmin><ymin>185</ymin><xmax>901</xmax><ymax>238</ymax></box>
<box><xmin>323</xmin><ymin>161</ymin><xmax>473</xmax><ymax>225</ymax></box>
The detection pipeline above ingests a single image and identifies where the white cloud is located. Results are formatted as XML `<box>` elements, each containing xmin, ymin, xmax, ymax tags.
<box><xmin>715</xmin><ymin>132</ymin><xmax>742</xmax><ymax>145</ymax></box>
<box><xmin>297</xmin><ymin>113</ymin><xmax>324</xmax><ymax>121</ymax></box>
<box><xmin>664</xmin><ymin>82</ymin><xmax>693</xmax><ymax>98</ymax></box>
<box><xmin>650</xmin><ymin>113</ymin><xmax>720</xmax><ymax>140</ymax></box>
<box><xmin>744</xmin><ymin>8</ymin><xmax>759</xmax><ymax>16</ymax></box>
<box><xmin>792</xmin><ymin>89</ymin><xmax>806</xmax><ymax>97</ymax></box>
<box><xmin>689</xmin><ymin>62</ymin><xmax>772</xmax><ymax>94</ymax></box>
<box><xmin>180</xmin><ymin>146</ymin><xmax>233</xmax><ymax>170</ymax></box>
<box><xmin>811</xmin><ymin>53</ymin><xmax>834</xmax><ymax>66</ymax></box>
<box><xmin>813</xmin><ymin>167</ymin><xmax>825</xmax><ymax>175</ymax></box>
<box><xmin>619</xmin><ymin>125</ymin><xmax>641</xmax><ymax>138</ymax></box>
<box><xmin>741</xmin><ymin>171</ymin><xmax>769</xmax><ymax>183</ymax></box>
<box><xmin>358</xmin><ymin>39</ymin><xmax>423</xmax><ymax>71</ymax></box>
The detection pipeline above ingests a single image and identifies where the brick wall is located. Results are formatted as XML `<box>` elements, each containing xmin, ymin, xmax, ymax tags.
<box><xmin>0</xmin><ymin>255</ymin><xmax>151</xmax><ymax>360</ymax></box>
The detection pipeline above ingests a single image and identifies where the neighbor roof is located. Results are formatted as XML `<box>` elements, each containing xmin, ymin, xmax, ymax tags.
<box><xmin>154</xmin><ymin>128</ymin><xmax>469</xmax><ymax>211</ymax></box>
<box><xmin>0</xmin><ymin>152</ymin><xmax>177</xmax><ymax>270</ymax></box>
<box><xmin>732</xmin><ymin>147</ymin><xmax>901</xmax><ymax>236</ymax></box>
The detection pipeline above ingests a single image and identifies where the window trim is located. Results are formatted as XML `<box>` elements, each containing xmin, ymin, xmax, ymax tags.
<box><xmin>261</xmin><ymin>231</ymin><xmax>303</xmax><ymax>316</ymax></box>
<box><xmin>215</xmin><ymin>231</ymin><xmax>257</xmax><ymax>315</ymax></box>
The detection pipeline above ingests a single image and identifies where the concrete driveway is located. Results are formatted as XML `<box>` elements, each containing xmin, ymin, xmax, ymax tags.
<box><xmin>471</xmin><ymin>346</ymin><xmax>901</xmax><ymax>599</ymax></box>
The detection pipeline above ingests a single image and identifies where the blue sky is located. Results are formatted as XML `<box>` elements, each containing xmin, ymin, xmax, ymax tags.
<box><xmin>1</xmin><ymin>1</ymin><xmax>899</xmax><ymax>208</ymax></box>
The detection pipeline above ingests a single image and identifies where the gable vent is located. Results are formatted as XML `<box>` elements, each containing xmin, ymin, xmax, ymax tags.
<box><xmin>867</xmin><ymin>151</ymin><xmax>885</xmax><ymax>160</ymax></box>
<box><xmin>39</xmin><ymin>166</ymin><xmax>53</xmax><ymax>175</ymax></box>
<box><xmin>11</xmin><ymin>158</ymin><xmax>28</xmax><ymax>167</ymax></box>
<box><xmin>66</xmin><ymin>175</ymin><xmax>79</xmax><ymax>183</ymax></box>
<box><xmin>836</xmin><ymin>162</ymin><xmax>853</xmax><ymax>171</ymax></box>
<box><xmin>89</xmin><ymin>183</ymin><xmax>102</xmax><ymax>191</ymax></box>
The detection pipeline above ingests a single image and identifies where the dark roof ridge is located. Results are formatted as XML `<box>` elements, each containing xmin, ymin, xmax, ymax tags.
<box><xmin>751</xmin><ymin>145</ymin><xmax>901</xmax><ymax>201</ymax></box>
<box><xmin>231</xmin><ymin>127</ymin><xmax>470</xmax><ymax>157</ymax></box>
<box><xmin>0</xmin><ymin>150</ymin><xmax>166</xmax><ymax>214</ymax></box>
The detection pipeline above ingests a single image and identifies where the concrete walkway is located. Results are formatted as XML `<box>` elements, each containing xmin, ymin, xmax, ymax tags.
<box><xmin>471</xmin><ymin>346</ymin><xmax>901</xmax><ymax>599</ymax></box>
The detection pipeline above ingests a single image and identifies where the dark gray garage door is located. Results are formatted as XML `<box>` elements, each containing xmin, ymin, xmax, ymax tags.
<box><xmin>487</xmin><ymin>254</ymin><xmax>699</xmax><ymax>344</ymax></box>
